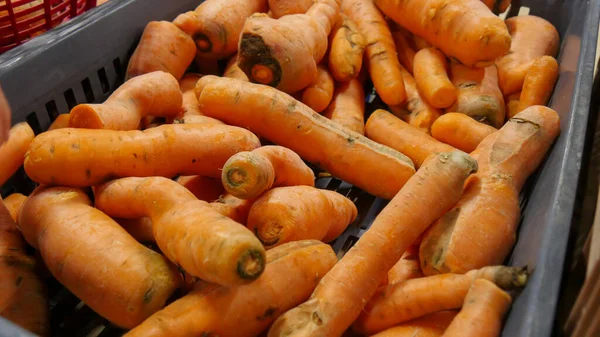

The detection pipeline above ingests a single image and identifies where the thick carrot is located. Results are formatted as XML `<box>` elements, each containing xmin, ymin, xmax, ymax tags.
<box><xmin>387</xmin><ymin>244</ymin><xmax>423</xmax><ymax>285</ymax></box>
<box><xmin>237</xmin><ymin>0</ymin><xmax>339</xmax><ymax>93</ymax></box>
<box><xmin>222</xmin><ymin>145</ymin><xmax>315</xmax><ymax>200</ymax></box>
<box><xmin>323</xmin><ymin>78</ymin><xmax>365</xmax><ymax>135</ymax></box>
<box><xmin>176</xmin><ymin>175</ymin><xmax>224</xmax><ymax>202</ymax></box>
<box><xmin>341</xmin><ymin>0</ymin><xmax>406</xmax><ymax>105</ymax></box>
<box><xmin>2</xmin><ymin>193</ymin><xmax>27</xmax><ymax>223</ymax></box>
<box><xmin>173</xmin><ymin>0</ymin><xmax>268</xmax><ymax>59</ymax></box>
<box><xmin>268</xmin><ymin>0</ymin><xmax>314</xmax><ymax>18</ymax></box>
<box><xmin>375</xmin><ymin>0</ymin><xmax>511</xmax><ymax>67</ymax></box>
<box><xmin>126</xmin><ymin>21</ymin><xmax>196</xmax><ymax>80</ymax></box>
<box><xmin>169</xmin><ymin>73</ymin><xmax>224</xmax><ymax>125</ymax></box>
<box><xmin>94</xmin><ymin>177</ymin><xmax>266</xmax><ymax>285</ymax></box>
<box><xmin>448</xmin><ymin>63</ymin><xmax>505</xmax><ymax>128</ymax></box>
<box><xmin>442</xmin><ymin>279</ymin><xmax>512</xmax><ymax>337</ymax></box>
<box><xmin>353</xmin><ymin>265</ymin><xmax>527</xmax><ymax>335</ymax></box>
<box><xmin>391</xmin><ymin>30</ymin><xmax>416</xmax><ymax>74</ymax></box>
<box><xmin>24</xmin><ymin>123</ymin><xmax>261</xmax><ymax>187</ymax></box>
<box><xmin>125</xmin><ymin>240</ymin><xmax>337</xmax><ymax>337</ymax></box>
<box><xmin>328</xmin><ymin>13</ymin><xmax>366</xmax><ymax>82</ymax></box>
<box><xmin>496</xmin><ymin>15</ymin><xmax>560</xmax><ymax>95</ymax></box>
<box><xmin>48</xmin><ymin>114</ymin><xmax>70</xmax><ymax>130</ymax></box>
<box><xmin>371</xmin><ymin>311</ymin><xmax>458</xmax><ymax>337</ymax></box>
<box><xmin>0</xmin><ymin>123</ymin><xmax>34</xmax><ymax>187</ymax></box>
<box><xmin>301</xmin><ymin>65</ymin><xmax>335</xmax><ymax>113</ymax></box>
<box><xmin>224</xmin><ymin>54</ymin><xmax>249</xmax><ymax>81</ymax></box>
<box><xmin>69</xmin><ymin>71</ymin><xmax>183</xmax><ymax>130</ymax></box>
<box><xmin>420</xmin><ymin>106</ymin><xmax>561</xmax><ymax>275</ymax></box>
<box><xmin>18</xmin><ymin>186</ymin><xmax>182</xmax><ymax>328</ymax></box>
<box><xmin>267</xmin><ymin>151</ymin><xmax>478</xmax><ymax>337</ymax></box>
<box><xmin>414</xmin><ymin>48</ymin><xmax>456</xmax><ymax>109</ymax></box>
<box><xmin>516</xmin><ymin>56</ymin><xmax>559</xmax><ymax>113</ymax></box>
<box><xmin>431</xmin><ymin>113</ymin><xmax>497</xmax><ymax>153</ymax></box>
<box><xmin>365</xmin><ymin>110</ymin><xmax>456</xmax><ymax>168</ymax></box>
<box><xmin>210</xmin><ymin>194</ymin><xmax>255</xmax><ymax>225</ymax></box>
<box><xmin>114</xmin><ymin>217</ymin><xmax>154</xmax><ymax>243</ymax></box>
<box><xmin>197</xmin><ymin>76</ymin><xmax>415</xmax><ymax>199</ymax></box>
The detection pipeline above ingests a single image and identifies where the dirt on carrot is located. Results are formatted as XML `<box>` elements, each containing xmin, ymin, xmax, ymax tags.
<box><xmin>328</xmin><ymin>13</ymin><xmax>366</xmax><ymax>82</ymax></box>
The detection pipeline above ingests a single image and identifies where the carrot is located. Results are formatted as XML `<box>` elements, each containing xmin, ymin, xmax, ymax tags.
<box><xmin>431</xmin><ymin>113</ymin><xmax>497</xmax><ymax>153</ymax></box>
<box><xmin>353</xmin><ymin>265</ymin><xmax>527</xmax><ymax>335</ymax></box>
<box><xmin>268</xmin><ymin>0</ymin><xmax>313</xmax><ymax>18</ymax></box>
<box><xmin>210</xmin><ymin>194</ymin><xmax>256</xmax><ymax>225</ymax></box>
<box><xmin>391</xmin><ymin>30</ymin><xmax>416</xmax><ymax>74</ymax></box>
<box><xmin>341</xmin><ymin>0</ymin><xmax>406</xmax><ymax>105</ymax></box>
<box><xmin>173</xmin><ymin>0</ymin><xmax>268</xmax><ymax>60</ymax></box>
<box><xmin>301</xmin><ymin>65</ymin><xmax>335</xmax><ymax>113</ymax></box>
<box><xmin>414</xmin><ymin>48</ymin><xmax>456</xmax><ymax>109</ymax></box>
<box><xmin>69</xmin><ymin>71</ymin><xmax>183</xmax><ymax>130</ymax></box>
<box><xmin>222</xmin><ymin>145</ymin><xmax>315</xmax><ymax>200</ymax></box>
<box><xmin>420</xmin><ymin>106</ymin><xmax>561</xmax><ymax>275</ymax></box>
<box><xmin>176</xmin><ymin>175</ymin><xmax>224</xmax><ymax>202</ymax></box>
<box><xmin>323</xmin><ymin>78</ymin><xmax>365</xmax><ymax>135</ymax></box>
<box><xmin>412</xmin><ymin>34</ymin><xmax>432</xmax><ymax>51</ymax></box>
<box><xmin>48</xmin><ymin>114</ymin><xmax>70</xmax><ymax>130</ymax></box>
<box><xmin>125</xmin><ymin>240</ymin><xmax>337</xmax><ymax>337</ymax></box>
<box><xmin>196</xmin><ymin>76</ymin><xmax>416</xmax><ymax>199</ymax></box>
<box><xmin>224</xmin><ymin>54</ymin><xmax>249</xmax><ymax>81</ymax></box>
<box><xmin>516</xmin><ymin>56</ymin><xmax>559</xmax><ymax>113</ymax></box>
<box><xmin>505</xmin><ymin>100</ymin><xmax>520</xmax><ymax>120</ymax></box>
<box><xmin>365</xmin><ymin>110</ymin><xmax>455</xmax><ymax>168</ymax></box>
<box><xmin>169</xmin><ymin>73</ymin><xmax>224</xmax><ymax>125</ymax></box>
<box><xmin>18</xmin><ymin>186</ymin><xmax>182</xmax><ymax>328</ymax></box>
<box><xmin>267</xmin><ymin>151</ymin><xmax>478</xmax><ymax>337</ymax></box>
<box><xmin>328</xmin><ymin>13</ymin><xmax>366</xmax><ymax>82</ymax></box>
<box><xmin>448</xmin><ymin>63</ymin><xmax>505</xmax><ymax>128</ymax></box>
<box><xmin>237</xmin><ymin>0</ymin><xmax>339</xmax><ymax>93</ymax></box>
<box><xmin>2</xmin><ymin>193</ymin><xmax>27</xmax><ymax>223</ymax></box>
<box><xmin>371</xmin><ymin>311</ymin><xmax>458</xmax><ymax>337</ymax></box>
<box><xmin>94</xmin><ymin>177</ymin><xmax>266</xmax><ymax>285</ymax></box>
<box><xmin>442</xmin><ymin>279</ymin><xmax>512</xmax><ymax>337</ymax></box>
<box><xmin>126</xmin><ymin>21</ymin><xmax>196</xmax><ymax>81</ymax></box>
<box><xmin>0</xmin><ymin>123</ymin><xmax>34</xmax><ymax>187</ymax></box>
<box><xmin>24</xmin><ymin>123</ymin><xmax>261</xmax><ymax>187</ymax></box>
<box><xmin>114</xmin><ymin>217</ymin><xmax>155</xmax><ymax>243</ymax></box>
<box><xmin>505</xmin><ymin>91</ymin><xmax>521</xmax><ymax>102</ymax></box>
<box><xmin>387</xmin><ymin>244</ymin><xmax>423</xmax><ymax>285</ymax></box>
<box><xmin>496</xmin><ymin>15</ymin><xmax>560</xmax><ymax>95</ymax></box>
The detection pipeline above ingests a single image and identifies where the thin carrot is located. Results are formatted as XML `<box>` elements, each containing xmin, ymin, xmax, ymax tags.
<box><xmin>170</xmin><ymin>73</ymin><xmax>224</xmax><ymax>125</ymax></box>
<box><xmin>323</xmin><ymin>78</ymin><xmax>366</xmax><ymax>134</ymax></box>
<box><xmin>431</xmin><ymin>113</ymin><xmax>497</xmax><ymax>153</ymax></box>
<box><xmin>268</xmin><ymin>0</ymin><xmax>314</xmax><ymax>18</ymax></box>
<box><xmin>196</xmin><ymin>76</ymin><xmax>416</xmax><ymax>199</ymax></box>
<box><xmin>442</xmin><ymin>279</ymin><xmax>512</xmax><ymax>337</ymax></box>
<box><xmin>301</xmin><ymin>65</ymin><xmax>335</xmax><ymax>113</ymax></box>
<box><xmin>414</xmin><ymin>48</ymin><xmax>456</xmax><ymax>109</ymax></box>
<box><xmin>114</xmin><ymin>217</ymin><xmax>154</xmax><ymax>243</ymax></box>
<box><xmin>365</xmin><ymin>110</ymin><xmax>455</xmax><ymax>168</ymax></box>
<box><xmin>126</xmin><ymin>21</ymin><xmax>196</xmax><ymax>80</ymax></box>
<box><xmin>391</xmin><ymin>30</ymin><xmax>416</xmax><ymax>74</ymax></box>
<box><xmin>420</xmin><ymin>106</ymin><xmax>561</xmax><ymax>275</ymax></box>
<box><xmin>69</xmin><ymin>71</ymin><xmax>183</xmax><ymax>130</ymax></box>
<box><xmin>328</xmin><ymin>13</ymin><xmax>366</xmax><ymax>82</ymax></box>
<box><xmin>267</xmin><ymin>151</ymin><xmax>478</xmax><ymax>337</ymax></box>
<box><xmin>371</xmin><ymin>311</ymin><xmax>458</xmax><ymax>337</ymax></box>
<box><xmin>387</xmin><ymin>244</ymin><xmax>423</xmax><ymax>285</ymax></box>
<box><xmin>222</xmin><ymin>145</ymin><xmax>315</xmax><ymax>200</ymax></box>
<box><xmin>2</xmin><ymin>193</ymin><xmax>27</xmax><ymax>223</ymax></box>
<box><xmin>341</xmin><ymin>0</ymin><xmax>406</xmax><ymax>105</ymax></box>
<box><xmin>516</xmin><ymin>56</ymin><xmax>559</xmax><ymax>113</ymax></box>
<box><xmin>24</xmin><ymin>124</ymin><xmax>261</xmax><ymax>187</ymax></box>
<box><xmin>224</xmin><ymin>54</ymin><xmax>249</xmax><ymax>81</ymax></box>
<box><xmin>48</xmin><ymin>114</ymin><xmax>70</xmax><ymax>130</ymax></box>
<box><xmin>176</xmin><ymin>175</ymin><xmax>224</xmax><ymax>202</ymax></box>
<box><xmin>18</xmin><ymin>186</ymin><xmax>182</xmax><ymax>329</ymax></box>
<box><xmin>94</xmin><ymin>177</ymin><xmax>266</xmax><ymax>285</ymax></box>
<box><xmin>210</xmin><ymin>194</ymin><xmax>256</xmax><ymax>225</ymax></box>
<box><xmin>0</xmin><ymin>122</ymin><xmax>34</xmax><ymax>186</ymax></box>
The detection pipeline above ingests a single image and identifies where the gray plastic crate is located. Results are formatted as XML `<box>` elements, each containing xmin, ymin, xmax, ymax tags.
<box><xmin>0</xmin><ymin>0</ymin><xmax>598</xmax><ymax>336</ymax></box>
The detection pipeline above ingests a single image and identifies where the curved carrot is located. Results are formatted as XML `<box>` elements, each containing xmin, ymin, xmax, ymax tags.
<box><xmin>169</xmin><ymin>73</ymin><xmax>224</xmax><ymax>125</ymax></box>
<box><xmin>341</xmin><ymin>0</ymin><xmax>406</xmax><ymax>105</ymax></box>
<box><xmin>267</xmin><ymin>151</ymin><xmax>478</xmax><ymax>337</ymax></box>
<box><xmin>268</xmin><ymin>0</ymin><xmax>313</xmax><ymax>18</ymax></box>
<box><xmin>224</xmin><ymin>54</ymin><xmax>249</xmax><ymax>81</ymax></box>
<box><xmin>18</xmin><ymin>186</ymin><xmax>182</xmax><ymax>328</ymax></box>
<box><xmin>115</xmin><ymin>217</ymin><xmax>154</xmax><ymax>243</ymax></box>
<box><xmin>414</xmin><ymin>48</ymin><xmax>456</xmax><ymax>109</ymax></box>
<box><xmin>24</xmin><ymin>124</ymin><xmax>261</xmax><ymax>187</ymax></box>
<box><xmin>301</xmin><ymin>65</ymin><xmax>335</xmax><ymax>113</ymax></box>
<box><xmin>48</xmin><ymin>114</ymin><xmax>70</xmax><ymax>130</ymax></box>
<box><xmin>328</xmin><ymin>13</ymin><xmax>366</xmax><ymax>82</ymax></box>
<box><xmin>210</xmin><ymin>194</ymin><xmax>255</xmax><ymax>225</ymax></box>
<box><xmin>126</xmin><ymin>21</ymin><xmax>196</xmax><ymax>80</ymax></box>
<box><xmin>431</xmin><ymin>113</ymin><xmax>497</xmax><ymax>153</ymax></box>
<box><xmin>391</xmin><ymin>30</ymin><xmax>416</xmax><ymax>74</ymax></box>
<box><xmin>176</xmin><ymin>175</ymin><xmax>224</xmax><ymax>202</ymax></box>
<box><xmin>387</xmin><ymin>244</ymin><xmax>423</xmax><ymax>285</ymax></box>
<box><xmin>222</xmin><ymin>145</ymin><xmax>315</xmax><ymax>200</ymax></box>
<box><xmin>516</xmin><ymin>56</ymin><xmax>559</xmax><ymax>113</ymax></box>
<box><xmin>376</xmin><ymin>0</ymin><xmax>511</xmax><ymax>67</ymax></box>
<box><xmin>94</xmin><ymin>177</ymin><xmax>266</xmax><ymax>285</ymax></box>
<box><xmin>323</xmin><ymin>78</ymin><xmax>366</xmax><ymax>134</ymax></box>
<box><xmin>2</xmin><ymin>193</ymin><xmax>27</xmax><ymax>223</ymax></box>
<box><xmin>69</xmin><ymin>71</ymin><xmax>183</xmax><ymax>130</ymax></box>
<box><xmin>0</xmin><ymin>123</ymin><xmax>34</xmax><ymax>186</ymax></box>
<box><xmin>371</xmin><ymin>311</ymin><xmax>458</xmax><ymax>337</ymax></box>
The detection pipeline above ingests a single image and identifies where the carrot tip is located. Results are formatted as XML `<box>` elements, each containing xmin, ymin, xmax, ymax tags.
<box><xmin>237</xmin><ymin>248</ymin><xmax>266</xmax><ymax>280</ymax></box>
<box><xmin>238</xmin><ymin>33</ymin><xmax>282</xmax><ymax>87</ymax></box>
<box><xmin>69</xmin><ymin>104</ymin><xmax>104</xmax><ymax>129</ymax></box>
<box><xmin>252</xmin><ymin>65</ymin><xmax>275</xmax><ymax>85</ymax></box>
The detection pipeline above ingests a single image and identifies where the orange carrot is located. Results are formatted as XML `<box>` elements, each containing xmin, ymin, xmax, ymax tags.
<box><xmin>412</xmin><ymin>34</ymin><xmax>432</xmax><ymax>51</ymax></box>
<box><xmin>268</xmin><ymin>0</ymin><xmax>314</xmax><ymax>18</ymax></box>
<box><xmin>94</xmin><ymin>177</ymin><xmax>266</xmax><ymax>285</ymax></box>
<box><xmin>414</xmin><ymin>48</ymin><xmax>456</xmax><ymax>109</ymax></box>
<box><xmin>222</xmin><ymin>145</ymin><xmax>315</xmax><ymax>200</ymax></box>
<box><xmin>126</xmin><ymin>21</ymin><xmax>196</xmax><ymax>80</ymax></box>
<box><xmin>224</xmin><ymin>54</ymin><xmax>249</xmax><ymax>81</ymax></box>
<box><xmin>431</xmin><ymin>113</ymin><xmax>497</xmax><ymax>153</ymax></box>
<box><xmin>328</xmin><ymin>13</ymin><xmax>366</xmax><ymax>82</ymax></box>
<box><xmin>371</xmin><ymin>311</ymin><xmax>458</xmax><ymax>337</ymax></box>
<box><xmin>48</xmin><ymin>114</ymin><xmax>70</xmax><ymax>130</ymax></box>
<box><xmin>2</xmin><ymin>193</ymin><xmax>27</xmax><ymax>223</ymax></box>
<box><xmin>442</xmin><ymin>279</ymin><xmax>512</xmax><ymax>337</ymax></box>
<box><xmin>365</xmin><ymin>110</ymin><xmax>455</xmax><ymax>168</ymax></box>
<box><xmin>237</xmin><ymin>0</ymin><xmax>339</xmax><ymax>93</ymax></box>
<box><xmin>210</xmin><ymin>194</ymin><xmax>256</xmax><ymax>225</ymax></box>
<box><xmin>516</xmin><ymin>56</ymin><xmax>559</xmax><ymax>113</ymax></box>
<box><xmin>114</xmin><ymin>217</ymin><xmax>154</xmax><ymax>243</ymax></box>
<box><xmin>301</xmin><ymin>65</ymin><xmax>335</xmax><ymax>113</ymax></box>
<box><xmin>391</xmin><ymin>30</ymin><xmax>416</xmax><ymax>74</ymax></box>
<box><xmin>18</xmin><ymin>186</ymin><xmax>182</xmax><ymax>328</ymax></box>
<box><xmin>170</xmin><ymin>73</ymin><xmax>224</xmax><ymax>125</ymax></box>
<box><xmin>496</xmin><ymin>15</ymin><xmax>560</xmax><ymax>95</ymax></box>
<box><xmin>176</xmin><ymin>175</ymin><xmax>224</xmax><ymax>202</ymax></box>
<box><xmin>125</xmin><ymin>240</ymin><xmax>337</xmax><ymax>337</ymax></box>
<box><xmin>506</xmin><ymin>100</ymin><xmax>521</xmax><ymax>120</ymax></box>
<box><xmin>375</xmin><ymin>0</ymin><xmax>511</xmax><ymax>67</ymax></box>
<box><xmin>69</xmin><ymin>71</ymin><xmax>183</xmax><ymax>130</ymax></box>
<box><xmin>0</xmin><ymin>123</ymin><xmax>34</xmax><ymax>186</ymax></box>
<box><xmin>341</xmin><ymin>0</ymin><xmax>406</xmax><ymax>105</ymax></box>
<box><xmin>24</xmin><ymin>124</ymin><xmax>261</xmax><ymax>187</ymax></box>
<box><xmin>196</xmin><ymin>76</ymin><xmax>416</xmax><ymax>199</ymax></box>
<box><xmin>173</xmin><ymin>0</ymin><xmax>269</xmax><ymax>59</ymax></box>
<box><xmin>323</xmin><ymin>78</ymin><xmax>365</xmax><ymax>134</ymax></box>
<box><xmin>353</xmin><ymin>265</ymin><xmax>526</xmax><ymax>335</ymax></box>
<box><xmin>420</xmin><ymin>106</ymin><xmax>561</xmax><ymax>275</ymax></box>
<box><xmin>505</xmin><ymin>91</ymin><xmax>521</xmax><ymax>102</ymax></box>
<box><xmin>387</xmin><ymin>244</ymin><xmax>423</xmax><ymax>285</ymax></box>
<box><xmin>267</xmin><ymin>151</ymin><xmax>477</xmax><ymax>337</ymax></box>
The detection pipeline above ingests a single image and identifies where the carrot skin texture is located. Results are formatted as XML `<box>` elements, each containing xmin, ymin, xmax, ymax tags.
<box><xmin>387</xmin><ymin>244</ymin><xmax>423</xmax><ymax>285</ymax></box>
<box><xmin>176</xmin><ymin>175</ymin><xmax>224</xmax><ymax>202</ymax></box>
<box><xmin>391</xmin><ymin>31</ymin><xmax>416</xmax><ymax>74</ymax></box>
<box><xmin>370</xmin><ymin>311</ymin><xmax>458</xmax><ymax>337</ymax></box>
<box><xmin>267</xmin><ymin>151</ymin><xmax>478</xmax><ymax>337</ymax></box>
<box><xmin>170</xmin><ymin>73</ymin><xmax>224</xmax><ymax>125</ymax></box>
<box><xmin>210</xmin><ymin>194</ymin><xmax>255</xmax><ymax>225</ymax></box>
<box><xmin>268</xmin><ymin>0</ymin><xmax>313</xmax><ymax>18</ymax></box>
<box><xmin>301</xmin><ymin>65</ymin><xmax>335</xmax><ymax>113</ymax></box>
<box><xmin>48</xmin><ymin>114</ymin><xmax>70</xmax><ymax>130</ymax></box>
<box><xmin>414</xmin><ymin>48</ymin><xmax>456</xmax><ymax>109</ymax></box>
<box><xmin>431</xmin><ymin>113</ymin><xmax>497</xmax><ymax>153</ymax></box>
<box><xmin>197</xmin><ymin>76</ymin><xmax>415</xmax><ymax>200</ymax></box>
<box><xmin>328</xmin><ymin>14</ymin><xmax>366</xmax><ymax>82</ymax></box>
<box><xmin>24</xmin><ymin>124</ymin><xmax>261</xmax><ymax>187</ymax></box>
<box><xmin>517</xmin><ymin>56</ymin><xmax>559</xmax><ymax>113</ymax></box>
<box><xmin>323</xmin><ymin>78</ymin><xmax>366</xmax><ymax>135</ymax></box>
<box><xmin>0</xmin><ymin>123</ymin><xmax>34</xmax><ymax>187</ymax></box>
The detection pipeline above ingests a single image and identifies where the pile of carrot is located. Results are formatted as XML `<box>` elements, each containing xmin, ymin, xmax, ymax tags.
<box><xmin>0</xmin><ymin>1</ymin><xmax>567</xmax><ymax>336</ymax></box>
